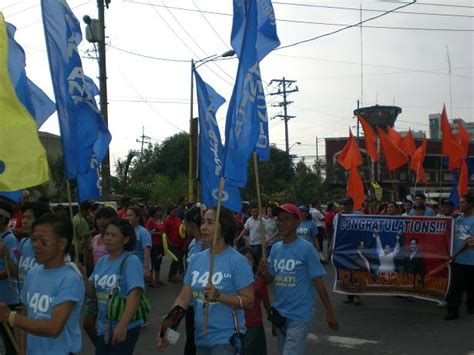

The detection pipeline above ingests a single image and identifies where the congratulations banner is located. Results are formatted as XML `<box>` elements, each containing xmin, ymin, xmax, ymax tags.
<box><xmin>332</xmin><ymin>214</ymin><xmax>453</xmax><ymax>302</ymax></box>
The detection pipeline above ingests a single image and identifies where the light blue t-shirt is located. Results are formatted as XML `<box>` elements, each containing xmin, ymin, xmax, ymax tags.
<box><xmin>453</xmin><ymin>215</ymin><xmax>474</xmax><ymax>265</ymax></box>
<box><xmin>187</xmin><ymin>238</ymin><xmax>204</xmax><ymax>264</ymax></box>
<box><xmin>132</xmin><ymin>225</ymin><xmax>152</xmax><ymax>265</ymax></box>
<box><xmin>297</xmin><ymin>220</ymin><xmax>318</xmax><ymax>245</ymax></box>
<box><xmin>408</xmin><ymin>206</ymin><xmax>436</xmax><ymax>216</ymax></box>
<box><xmin>17</xmin><ymin>237</ymin><xmax>38</xmax><ymax>292</ymax></box>
<box><xmin>183</xmin><ymin>247</ymin><xmax>254</xmax><ymax>347</ymax></box>
<box><xmin>20</xmin><ymin>264</ymin><xmax>84</xmax><ymax>355</ymax></box>
<box><xmin>90</xmin><ymin>253</ymin><xmax>145</xmax><ymax>335</ymax></box>
<box><xmin>0</xmin><ymin>231</ymin><xmax>20</xmax><ymax>305</ymax></box>
<box><xmin>269</xmin><ymin>238</ymin><xmax>326</xmax><ymax>322</ymax></box>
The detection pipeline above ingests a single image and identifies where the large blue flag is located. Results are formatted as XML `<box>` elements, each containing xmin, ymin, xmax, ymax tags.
<box><xmin>41</xmin><ymin>0</ymin><xmax>111</xmax><ymax>183</ymax></box>
<box><xmin>195</xmin><ymin>69</ymin><xmax>241</xmax><ymax>212</ymax></box>
<box><xmin>223</xmin><ymin>0</ymin><xmax>279</xmax><ymax>187</ymax></box>
<box><xmin>7</xmin><ymin>22</ymin><xmax>55</xmax><ymax>127</ymax></box>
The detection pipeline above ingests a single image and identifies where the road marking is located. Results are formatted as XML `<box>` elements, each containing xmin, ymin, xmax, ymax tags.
<box><xmin>307</xmin><ymin>333</ymin><xmax>380</xmax><ymax>349</ymax></box>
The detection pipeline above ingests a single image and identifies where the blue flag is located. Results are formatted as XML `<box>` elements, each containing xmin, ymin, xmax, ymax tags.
<box><xmin>195</xmin><ymin>69</ymin><xmax>241</xmax><ymax>212</ymax></box>
<box><xmin>41</xmin><ymin>0</ymin><xmax>111</xmax><ymax>182</ymax></box>
<box><xmin>7</xmin><ymin>22</ymin><xmax>55</xmax><ymax>128</ymax></box>
<box><xmin>223</xmin><ymin>0</ymin><xmax>280</xmax><ymax>187</ymax></box>
<box><xmin>449</xmin><ymin>173</ymin><xmax>460</xmax><ymax>208</ymax></box>
<box><xmin>0</xmin><ymin>191</ymin><xmax>22</xmax><ymax>203</ymax></box>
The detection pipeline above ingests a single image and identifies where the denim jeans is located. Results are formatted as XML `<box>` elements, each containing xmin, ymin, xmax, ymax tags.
<box><xmin>196</xmin><ymin>344</ymin><xmax>235</xmax><ymax>355</ymax></box>
<box><xmin>276</xmin><ymin>318</ymin><xmax>312</xmax><ymax>355</ymax></box>
<box><xmin>96</xmin><ymin>326</ymin><xmax>140</xmax><ymax>355</ymax></box>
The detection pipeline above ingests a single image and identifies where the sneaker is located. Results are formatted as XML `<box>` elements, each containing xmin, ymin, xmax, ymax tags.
<box><xmin>444</xmin><ymin>313</ymin><xmax>459</xmax><ymax>321</ymax></box>
<box><xmin>141</xmin><ymin>321</ymin><xmax>148</xmax><ymax>328</ymax></box>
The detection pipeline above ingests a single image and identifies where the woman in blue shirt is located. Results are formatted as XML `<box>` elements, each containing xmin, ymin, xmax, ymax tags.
<box><xmin>156</xmin><ymin>207</ymin><xmax>254</xmax><ymax>355</ymax></box>
<box><xmin>84</xmin><ymin>217</ymin><xmax>145</xmax><ymax>354</ymax></box>
<box><xmin>126</xmin><ymin>206</ymin><xmax>152</xmax><ymax>280</ymax></box>
<box><xmin>0</xmin><ymin>214</ymin><xmax>85</xmax><ymax>355</ymax></box>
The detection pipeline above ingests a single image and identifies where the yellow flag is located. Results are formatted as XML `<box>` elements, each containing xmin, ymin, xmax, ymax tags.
<box><xmin>0</xmin><ymin>13</ymin><xmax>49</xmax><ymax>191</ymax></box>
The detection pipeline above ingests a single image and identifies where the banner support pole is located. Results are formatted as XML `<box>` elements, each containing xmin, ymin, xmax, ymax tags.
<box><xmin>66</xmin><ymin>180</ymin><xmax>80</xmax><ymax>263</ymax></box>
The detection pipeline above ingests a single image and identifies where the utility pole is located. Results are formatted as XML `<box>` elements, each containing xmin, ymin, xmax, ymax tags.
<box><xmin>136</xmin><ymin>126</ymin><xmax>151</xmax><ymax>155</ymax></box>
<box><xmin>83</xmin><ymin>0</ymin><xmax>111</xmax><ymax>199</ymax></box>
<box><xmin>269</xmin><ymin>77</ymin><xmax>298</xmax><ymax>154</ymax></box>
<box><xmin>315</xmin><ymin>136</ymin><xmax>319</xmax><ymax>160</ymax></box>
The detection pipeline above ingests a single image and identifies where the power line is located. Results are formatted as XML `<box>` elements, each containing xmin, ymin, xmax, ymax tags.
<box><xmin>278</xmin><ymin>1</ymin><xmax>415</xmax><ymax>50</ymax></box>
<box><xmin>127</xmin><ymin>1</ymin><xmax>473</xmax><ymax>32</ymax></box>
<box><xmin>272</xmin><ymin>1</ymin><xmax>474</xmax><ymax>18</ymax></box>
<box><xmin>191</xmin><ymin>0</ymin><xmax>228</xmax><ymax>47</ymax></box>
<box><xmin>160</xmin><ymin>0</ymin><xmax>234</xmax><ymax>82</ymax></box>
<box><xmin>110</xmin><ymin>44</ymin><xmax>189</xmax><ymax>62</ymax></box>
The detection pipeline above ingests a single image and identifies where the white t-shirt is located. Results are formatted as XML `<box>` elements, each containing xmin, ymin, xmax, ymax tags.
<box><xmin>310</xmin><ymin>208</ymin><xmax>325</xmax><ymax>228</ymax></box>
<box><xmin>244</xmin><ymin>217</ymin><xmax>263</xmax><ymax>246</ymax></box>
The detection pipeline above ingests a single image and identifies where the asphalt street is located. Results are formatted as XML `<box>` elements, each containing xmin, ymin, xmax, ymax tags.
<box><xmin>78</xmin><ymin>257</ymin><xmax>474</xmax><ymax>355</ymax></box>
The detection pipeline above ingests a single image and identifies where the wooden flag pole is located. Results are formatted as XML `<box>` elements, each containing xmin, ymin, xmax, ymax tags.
<box><xmin>66</xmin><ymin>181</ymin><xmax>80</xmax><ymax>263</ymax></box>
<box><xmin>253</xmin><ymin>153</ymin><xmax>267</xmax><ymax>262</ymax></box>
<box><xmin>202</xmin><ymin>177</ymin><xmax>225</xmax><ymax>334</ymax></box>
<box><xmin>2</xmin><ymin>322</ymin><xmax>20</xmax><ymax>354</ymax></box>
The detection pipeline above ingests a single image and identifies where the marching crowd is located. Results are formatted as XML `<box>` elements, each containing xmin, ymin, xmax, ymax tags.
<box><xmin>0</xmin><ymin>191</ymin><xmax>472</xmax><ymax>355</ymax></box>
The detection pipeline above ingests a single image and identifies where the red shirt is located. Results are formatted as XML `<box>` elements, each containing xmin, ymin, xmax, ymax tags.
<box><xmin>117</xmin><ymin>209</ymin><xmax>127</xmax><ymax>219</ymax></box>
<box><xmin>145</xmin><ymin>217</ymin><xmax>164</xmax><ymax>246</ymax></box>
<box><xmin>324</xmin><ymin>211</ymin><xmax>335</xmax><ymax>236</ymax></box>
<box><xmin>244</xmin><ymin>276</ymin><xmax>269</xmax><ymax>327</ymax></box>
<box><xmin>164</xmin><ymin>215</ymin><xmax>182</xmax><ymax>248</ymax></box>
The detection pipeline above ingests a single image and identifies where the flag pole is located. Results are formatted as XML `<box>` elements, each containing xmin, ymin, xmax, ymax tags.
<box><xmin>2</xmin><ymin>322</ymin><xmax>19</xmax><ymax>354</ymax></box>
<box><xmin>66</xmin><ymin>180</ymin><xmax>80</xmax><ymax>263</ymax></box>
<box><xmin>253</xmin><ymin>152</ymin><xmax>267</xmax><ymax>261</ymax></box>
<box><xmin>202</xmin><ymin>177</ymin><xmax>225</xmax><ymax>334</ymax></box>
<box><xmin>438</xmin><ymin>156</ymin><xmax>444</xmax><ymax>204</ymax></box>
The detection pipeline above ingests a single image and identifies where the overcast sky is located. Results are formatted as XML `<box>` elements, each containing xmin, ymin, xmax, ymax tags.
<box><xmin>2</xmin><ymin>0</ymin><xmax>473</xmax><ymax>167</ymax></box>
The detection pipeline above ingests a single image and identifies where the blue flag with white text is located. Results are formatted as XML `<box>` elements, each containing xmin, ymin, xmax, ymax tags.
<box><xmin>195</xmin><ymin>70</ymin><xmax>241</xmax><ymax>212</ymax></box>
<box><xmin>7</xmin><ymin>22</ymin><xmax>55</xmax><ymax>127</ymax></box>
<box><xmin>41</xmin><ymin>0</ymin><xmax>111</xmax><ymax>184</ymax></box>
<box><xmin>223</xmin><ymin>0</ymin><xmax>279</xmax><ymax>186</ymax></box>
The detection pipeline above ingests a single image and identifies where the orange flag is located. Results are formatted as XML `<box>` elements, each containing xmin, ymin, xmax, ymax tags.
<box><xmin>357</xmin><ymin>114</ymin><xmax>379</xmax><ymax>162</ymax></box>
<box><xmin>377</xmin><ymin>127</ymin><xmax>409</xmax><ymax>171</ymax></box>
<box><xmin>440</xmin><ymin>104</ymin><xmax>464</xmax><ymax>170</ymax></box>
<box><xmin>458</xmin><ymin>123</ymin><xmax>469</xmax><ymax>156</ymax></box>
<box><xmin>337</xmin><ymin>129</ymin><xmax>362</xmax><ymax>170</ymax></box>
<box><xmin>410</xmin><ymin>134</ymin><xmax>427</xmax><ymax>183</ymax></box>
<box><xmin>401</xmin><ymin>130</ymin><xmax>417</xmax><ymax>158</ymax></box>
<box><xmin>458</xmin><ymin>160</ymin><xmax>468</xmax><ymax>196</ymax></box>
<box><xmin>387</xmin><ymin>125</ymin><xmax>403</xmax><ymax>148</ymax></box>
<box><xmin>347</xmin><ymin>168</ymin><xmax>364</xmax><ymax>210</ymax></box>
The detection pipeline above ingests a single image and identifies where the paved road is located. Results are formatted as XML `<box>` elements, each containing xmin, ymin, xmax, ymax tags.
<box><xmin>78</xmin><ymin>257</ymin><xmax>473</xmax><ymax>355</ymax></box>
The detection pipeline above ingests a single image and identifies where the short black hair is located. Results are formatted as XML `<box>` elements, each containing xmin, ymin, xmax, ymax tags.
<box><xmin>184</xmin><ymin>206</ymin><xmax>202</xmax><ymax>227</ymax></box>
<box><xmin>80</xmin><ymin>200</ymin><xmax>93</xmax><ymax>211</ymax></box>
<box><xmin>0</xmin><ymin>201</ymin><xmax>13</xmax><ymax>225</ymax></box>
<box><xmin>33</xmin><ymin>214</ymin><xmax>73</xmax><ymax>254</ymax></box>
<box><xmin>95</xmin><ymin>206</ymin><xmax>117</xmax><ymax>220</ymax></box>
<box><xmin>239</xmin><ymin>246</ymin><xmax>256</xmax><ymax>264</ymax></box>
<box><xmin>409</xmin><ymin>238</ymin><xmax>419</xmax><ymax>244</ymax></box>
<box><xmin>248</xmin><ymin>203</ymin><xmax>258</xmax><ymax>210</ymax></box>
<box><xmin>415</xmin><ymin>192</ymin><xmax>426</xmax><ymax>201</ymax></box>
<box><xmin>404</xmin><ymin>200</ymin><xmax>413</xmax><ymax>206</ymax></box>
<box><xmin>463</xmin><ymin>192</ymin><xmax>474</xmax><ymax>204</ymax></box>
<box><xmin>106</xmin><ymin>217</ymin><xmax>137</xmax><ymax>251</ymax></box>
<box><xmin>207</xmin><ymin>206</ymin><xmax>237</xmax><ymax>245</ymax></box>
<box><xmin>21</xmin><ymin>202</ymin><xmax>51</xmax><ymax>220</ymax></box>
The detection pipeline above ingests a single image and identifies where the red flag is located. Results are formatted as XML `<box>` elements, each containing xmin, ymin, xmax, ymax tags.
<box><xmin>387</xmin><ymin>125</ymin><xmax>403</xmax><ymax>149</ymax></box>
<box><xmin>410</xmin><ymin>134</ymin><xmax>428</xmax><ymax>183</ymax></box>
<box><xmin>401</xmin><ymin>130</ymin><xmax>417</xmax><ymax>158</ymax></box>
<box><xmin>458</xmin><ymin>160</ymin><xmax>468</xmax><ymax>196</ymax></box>
<box><xmin>440</xmin><ymin>104</ymin><xmax>465</xmax><ymax>170</ymax></box>
<box><xmin>357</xmin><ymin>114</ymin><xmax>379</xmax><ymax>162</ymax></box>
<box><xmin>347</xmin><ymin>168</ymin><xmax>364</xmax><ymax>210</ymax></box>
<box><xmin>337</xmin><ymin>129</ymin><xmax>362</xmax><ymax>170</ymax></box>
<box><xmin>458</xmin><ymin>123</ymin><xmax>469</xmax><ymax>156</ymax></box>
<box><xmin>377</xmin><ymin>127</ymin><xmax>409</xmax><ymax>171</ymax></box>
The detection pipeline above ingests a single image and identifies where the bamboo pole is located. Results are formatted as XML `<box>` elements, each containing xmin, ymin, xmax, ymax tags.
<box><xmin>202</xmin><ymin>177</ymin><xmax>225</xmax><ymax>334</ymax></box>
<box><xmin>253</xmin><ymin>153</ymin><xmax>266</xmax><ymax>261</ymax></box>
<box><xmin>2</xmin><ymin>322</ymin><xmax>19</xmax><ymax>354</ymax></box>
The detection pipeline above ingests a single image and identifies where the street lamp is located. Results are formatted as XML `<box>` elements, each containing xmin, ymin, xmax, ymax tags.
<box><xmin>188</xmin><ymin>49</ymin><xmax>236</xmax><ymax>203</ymax></box>
<box><xmin>289</xmin><ymin>141</ymin><xmax>301</xmax><ymax>151</ymax></box>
